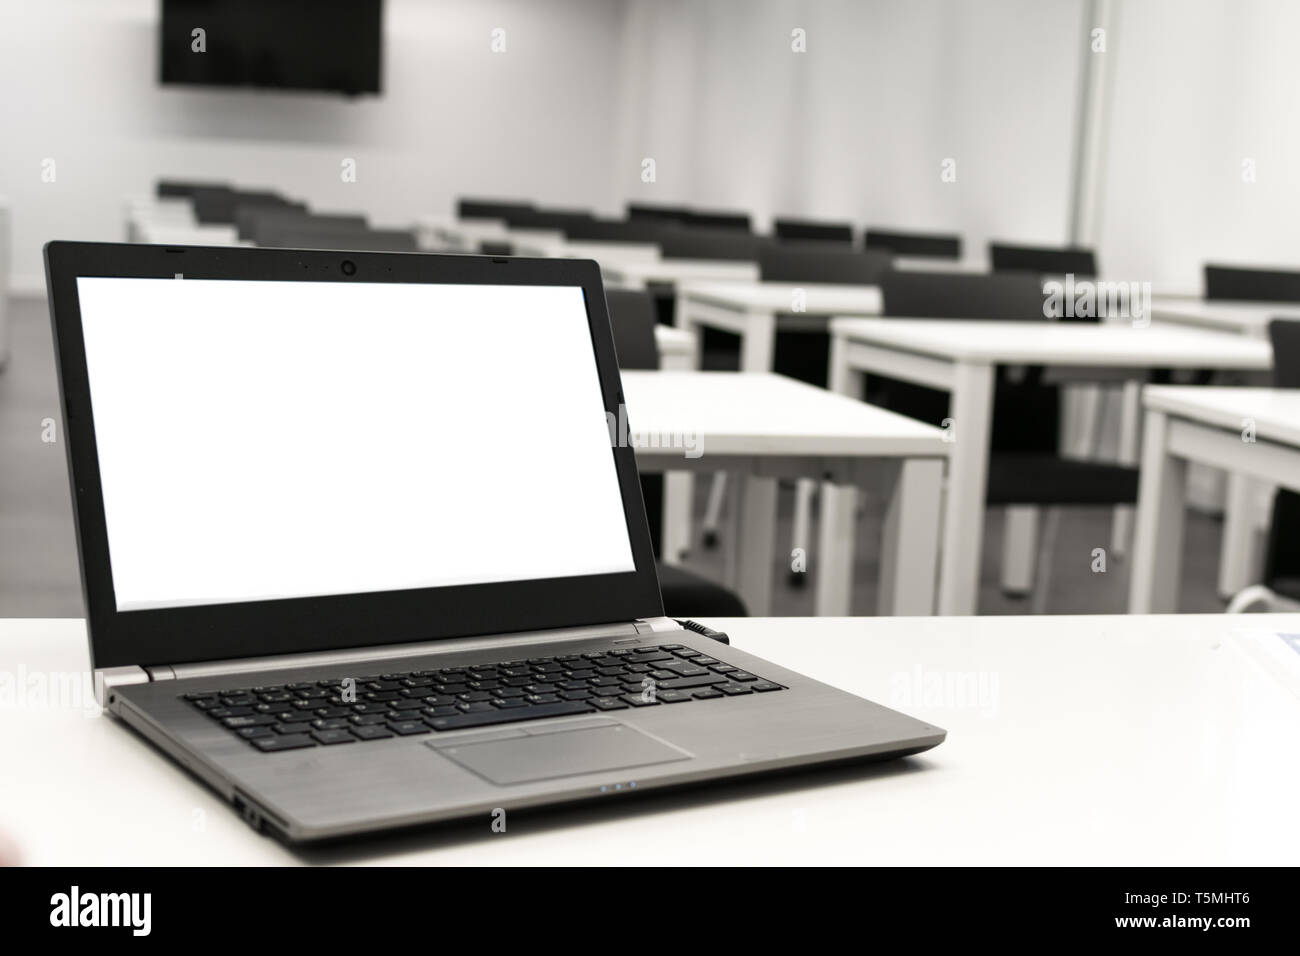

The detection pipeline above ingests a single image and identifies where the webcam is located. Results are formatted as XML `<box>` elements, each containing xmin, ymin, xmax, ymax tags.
<box><xmin>340</xmin><ymin>259</ymin><xmax>357</xmax><ymax>276</ymax></box>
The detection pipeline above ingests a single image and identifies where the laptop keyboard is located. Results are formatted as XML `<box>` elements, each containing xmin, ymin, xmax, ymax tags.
<box><xmin>183</xmin><ymin>644</ymin><xmax>786</xmax><ymax>752</ymax></box>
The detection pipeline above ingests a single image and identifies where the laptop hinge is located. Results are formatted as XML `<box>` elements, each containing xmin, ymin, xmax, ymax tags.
<box><xmin>146</xmin><ymin>620</ymin><xmax>658</xmax><ymax>684</ymax></box>
<box><xmin>93</xmin><ymin>665</ymin><xmax>151</xmax><ymax>710</ymax></box>
<box><xmin>635</xmin><ymin>616</ymin><xmax>685</xmax><ymax>634</ymax></box>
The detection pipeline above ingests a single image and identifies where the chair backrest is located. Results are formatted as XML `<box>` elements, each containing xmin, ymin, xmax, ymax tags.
<box><xmin>457</xmin><ymin>198</ymin><xmax>533</xmax><ymax>221</ymax></box>
<box><xmin>1205</xmin><ymin>264</ymin><xmax>1300</xmax><ymax>303</ymax></box>
<box><xmin>500</xmin><ymin>208</ymin><xmax>593</xmax><ymax>231</ymax></box>
<box><xmin>989</xmin><ymin>242</ymin><xmax>1097</xmax><ymax>277</ymax></box>
<box><xmin>259</xmin><ymin>228</ymin><xmax>418</xmax><ymax>252</ymax></box>
<box><xmin>658</xmin><ymin>228</ymin><xmax>764</xmax><ymax>261</ymax></box>
<box><xmin>627</xmin><ymin>202</ymin><xmax>690</xmax><ymax>224</ymax></box>
<box><xmin>242</xmin><ymin>210</ymin><xmax>368</xmax><ymax>243</ymax></box>
<box><xmin>864</xmin><ymin>229</ymin><xmax>961</xmax><ymax>259</ymax></box>
<box><xmin>194</xmin><ymin>189</ymin><xmax>299</xmax><ymax>224</ymax></box>
<box><xmin>157</xmin><ymin>179</ymin><xmax>228</xmax><ymax>199</ymax></box>
<box><xmin>563</xmin><ymin>218</ymin><xmax>668</xmax><ymax>243</ymax></box>
<box><xmin>604</xmin><ymin>289</ymin><xmax>661</xmax><ymax>370</ymax></box>
<box><xmin>759</xmin><ymin>245</ymin><xmax>891</xmax><ymax>285</ymax></box>
<box><xmin>682</xmin><ymin>209</ymin><xmax>751</xmax><ymax>232</ymax></box>
<box><xmin>1266</xmin><ymin>319</ymin><xmax>1300</xmax><ymax>586</ymax></box>
<box><xmin>878</xmin><ymin>272</ymin><xmax>1056</xmax><ymax>452</ymax></box>
<box><xmin>881</xmin><ymin>271</ymin><xmax>1047</xmax><ymax>319</ymax></box>
<box><xmin>773</xmin><ymin>219</ymin><xmax>854</xmax><ymax>244</ymax></box>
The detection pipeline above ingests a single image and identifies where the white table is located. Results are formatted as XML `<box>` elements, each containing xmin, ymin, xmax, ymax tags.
<box><xmin>131</xmin><ymin>223</ymin><xmax>249</xmax><ymax>247</ymax></box>
<box><xmin>676</xmin><ymin>280</ymin><xmax>885</xmax><ymax>561</ymax></box>
<box><xmin>511</xmin><ymin>236</ymin><xmax>661</xmax><ymax>265</ymax></box>
<box><xmin>1131</xmin><ymin>386</ymin><xmax>1300</xmax><ymax>612</ymax></box>
<box><xmin>830</xmin><ymin>319</ymin><xmax>1273</xmax><ymax>615</ymax></box>
<box><xmin>414</xmin><ymin>215</ymin><xmax>565</xmax><ymax>254</ymax></box>
<box><xmin>1148</xmin><ymin>297</ymin><xmax>1299</xmax><ymax>596</ymax></box>
<box><xmin>1152</xmin><ymin>296</ymin><xmax>1300</xmax><ymax>340</ymax></box>
<box><xmin>623</xmin><ymin>372</ymin><xmax>948</xmax><ymax>615</ymax></box>
<box><xmin>6</xmin><ymin>613</ymin><xmax>1298</xmax><ymax>865</ymax></box>
<box><xmin>601</xmin><ymin>258</ymin><xmax>759</xmax><ymax>291</ymax></box>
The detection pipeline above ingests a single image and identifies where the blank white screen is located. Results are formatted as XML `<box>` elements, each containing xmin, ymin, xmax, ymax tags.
<box><xmin>75</xmin><ymin>277</ymin><xmax>636</xmax><ymax>611</ymax></box>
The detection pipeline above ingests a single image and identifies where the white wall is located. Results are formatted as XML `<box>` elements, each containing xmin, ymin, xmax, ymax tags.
<box><xmin>0</xmin><ymin>0</ymin><xmax>629</xmax><ymax>290</ymax></box>
<box><xmin>1096</xmin><ymin>0</ymin><xmax>1300</xmax><ymax>292</ymax></box>
<box><xmin>613</xmin><ymin>0</ymin><xmax>1087</xmax><ymax>258</ymax></box>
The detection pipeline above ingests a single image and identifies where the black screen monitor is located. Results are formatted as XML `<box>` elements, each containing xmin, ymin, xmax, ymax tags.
<box><xmin>159</xmin><ymin>0</ymin><xmax>383</xmax><ymax>96</ymax></box>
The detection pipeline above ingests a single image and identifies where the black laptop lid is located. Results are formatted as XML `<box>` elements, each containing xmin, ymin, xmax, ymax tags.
<box><xmin>45</xmin><ymin>242</ymin><xmax>664</xmax><ymax>669</ymax></box>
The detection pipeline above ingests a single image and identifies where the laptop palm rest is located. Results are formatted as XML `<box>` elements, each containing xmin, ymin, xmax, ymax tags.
<box><xmin>426</xmin><ymin>718</ymin><xmax>692</xmax><ymax>786</ymax></box>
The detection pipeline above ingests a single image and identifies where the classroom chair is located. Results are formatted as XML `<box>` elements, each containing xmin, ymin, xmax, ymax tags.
<box><xmin>1227</xmin><ymin>319</ymin><xmax>1300</xmax><ymax>612</ymax></box>
<box><xmin>773</xmin><ymin>218</ymin><xmax>854</xmax><ymax>245</ymax></box>
<box><xmin>1205</xmin><ymin>264</ymin><xmax>1300</xmax><ymax>302</ymax></box>
<box><xmin>875</xmin><ymin>271</ymin><xmax>1139</xmax><ymax>598</ymax></box>
<box><xmin>604</xmin><ymin>288</ymin><xmax>748</xmax><ymax>617</ymax></box>
<box><xmin>864</xmin><ymin>229</ymin><xmax>962</xmax><ymax>260</ymax></box>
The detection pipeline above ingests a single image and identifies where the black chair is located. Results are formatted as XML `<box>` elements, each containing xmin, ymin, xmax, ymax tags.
<box><xmin>603</xmin><ymin>289</ymin><xmax>748</xmax><ymax>616</ymax></box>
<box><xmin>563</xmin><ymin>218</ymin><xmax>668</xmax><ymax>244</ymax></box>
<box><xmin>500</xmin><ymin>208</ymin><xmax>594</xmax><ymax>231</ymax></box>
<box><xmin>989</xmin><ymin>241</ymin><xmax>1097</xmax><ymax>277</ymax></box>
<box><xmin>864</xmin><ymin>229</ymin><xmax>961</xmax><ymax>260</ymax></box>
<box><xmin>773</xmin><ymin>218</ymin><xmax>854</xmax><ymax>244</ymax></box>
<box><xmin>1205</xmin><ymin>264</ymin><xmax>1300</xmax><ymax>302</ymax></box>
<box><xmin>156</xmin><ymin>179</ymin><xmax>228</xmax><ymax>199</ymax></box>
<box><xmin>259</xmin><ymin>228</ymin><xmax>419</xmax><ymax>252</ymax></box>
<box><xmin>627</xmin><ymin>202</ymin><xmax>690</xmax><ymax>223</ymax></box>
<box><xmin>758</xmin><ymin>246</ymin><xmax>891</xmax><ymax>286</ymax></box>
<box><xmin>658</xmin><ymin>228</ymin><xmax>764</xmax><ymax>261</ymax></box>
<box><xmin>240</xmin><ymin>210</ymin><xmax>368</xmax><ymax>243</ymax></box>
<box><xmin>1250</xmin><ymin>320</ymin><xmax>1300</xmax><ymax>605</ymax></box>
<box><xmin>874</xmin><ymin>272</ymin><xmax>1139</xmax><ymax>596</ymax></box>
<box><xmin>457</xmin><ymin>198</ymin><xmax>533</xmax><ymax>221</ymax></box>
<box><xmin>682</xmin><ymin>209</ymin><xmax>751</xmax><ymax>232</ymax></box>
<box><xmin>194</xmin><ymin>189</ymin><xmax>302</xmax><ymax>224</ymax></box>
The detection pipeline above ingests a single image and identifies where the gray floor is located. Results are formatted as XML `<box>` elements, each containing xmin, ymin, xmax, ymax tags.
<box><xmin>0</xmin><ymin>295</ymin><xmax>1226</xmax><ymax>618</ymax></box>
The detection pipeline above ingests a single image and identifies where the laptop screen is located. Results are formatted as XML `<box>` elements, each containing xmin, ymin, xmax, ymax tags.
<box><xmin>74</xmin><ymin>277</ymin><xmax>637</xmax><ymax>612</ymax></box>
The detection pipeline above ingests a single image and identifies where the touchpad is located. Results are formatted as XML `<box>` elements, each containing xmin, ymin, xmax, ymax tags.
<box><xmin>428</xmin><ymin>719</ymin><xmax>692</xmax><ymax>785</ymax></box>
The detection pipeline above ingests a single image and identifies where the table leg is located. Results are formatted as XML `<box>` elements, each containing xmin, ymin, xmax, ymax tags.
<box><xmin>1111</xmin><ymin>379</ymin><xmax>1142</xmax><ymax>559</ymax></box>
<box><xmin>999</xmin><ymin>505</ymin><xmax>1040</xmax><ymax>595</ymax></box>
<box><xmin>815</xmin><ymin>482</ymin><xmax>856</xmax><ymax>615</ymax></box>
<box><xmin>1218</xmin><ymin>473</ymin><xmax>1262</xmax><ymax>598</ymax></box>
<box><xmin>1129</xmin><ymin>409</ymin><xmax>1188</xmax><ymax>613</ymax></box>
<box><xmin>661</xmin><ymin>472</ymin><xmax>693</xmax><ymax>564</ymax></box>
<box><xmin>731</xmin><ymin>471</ymin><xmax>777</xmax><ymax>616</ymax></box>
<box><xmin>878</xmin><ymin>458</ymin><xmax>943</xmax><ymax>615</ymax></box>
<box><xmin>937</xmin><ymin>361</ymin><xmax>995</xmax><ymax>615</ymax></box>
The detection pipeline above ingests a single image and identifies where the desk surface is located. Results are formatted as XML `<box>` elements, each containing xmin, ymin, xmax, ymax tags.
<box><xmin>681</xmin><ymin>280</ymin><xmax>882</xmax><ymax>313</ymax></box>
<box><xmin>602</xmin><ymin>258</ymin><xmax>760</xmax><ymax>285</ymax></box>
<box><xmin>4</xmin><ymin>614</ymin><xmax>1298</xmax><ymax>865</ymax></box>
<box><xmin>623</xmin><ymin>371</ymin><xmax>946</xmax><ymax>457</ymax></box>
<box><xmin>1152</xmin><ymin>296</ymin><xmax>1300</xmax><ymax>336</ymax></box>
<box><xmin>1145</xmin><ymin>385</ymin><xmax>1300</xmax><ymax>446</ymax></box>
<box><xmin>831</xmin><ymin>317</ymin><xmax>1273</xmax><ymax>368</ymax></box>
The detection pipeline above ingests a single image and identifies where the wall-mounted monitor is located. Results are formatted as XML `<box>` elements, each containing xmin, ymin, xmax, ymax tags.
<box><xmin>159</xmin><ymin>0</ymin><xmax>382</xmax><ymax>96</ymax></box>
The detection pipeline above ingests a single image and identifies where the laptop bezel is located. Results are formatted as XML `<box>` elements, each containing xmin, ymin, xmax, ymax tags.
<box><xmin>45</xmin><ymin>241</ymin><xmax>665</xmax><ymax>670</ymax></box>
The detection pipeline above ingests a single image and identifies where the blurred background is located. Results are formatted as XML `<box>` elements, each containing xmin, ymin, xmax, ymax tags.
<box><xmin>1</xmin><ymin>0</ymin><xmax>1297</xmax><ymax>618</ymax></box>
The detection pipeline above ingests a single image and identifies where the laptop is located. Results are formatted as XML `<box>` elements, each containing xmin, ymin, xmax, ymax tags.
<box><xmin>45</xmin><ymin>241</ymin><xmax>944</xmax><ymax>843</ymax></box>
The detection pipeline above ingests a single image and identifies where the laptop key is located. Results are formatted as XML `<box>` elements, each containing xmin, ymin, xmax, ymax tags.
<box><xmin>692</xmin><ymin>688</ymin><xmax>723</xmax><ymax>700</ymax></box>
<box><xmin>311</xmin><ymin>729</ymin><xmax>356</xmax><ymax>745</ymax></box>
<box><xmin>274</xmin><ymin>721</ymin><xmax>312</xmax><ymax>734</ymax></box>
<box><xmin>238</xmin><ymin>726</ymin><xmax>275</xmax><ymax>739</ymax></box>
<box><xmin>350</xmin><ymin>725</ymin><xmax>394</xmax><ymax>740</ymax></box>
<box><xmin>751</xmin><ymin>681</ymin><xmax>784</xmax><ymax>692</ymax></box>
<box><xmin>428</xmin><ymin>699</ymin><xmax>594</xmax><ymax>731</ymax></box>
<box><xmin>388</xmin><ymin>720</ymin><xmax>431</xmax><ymax>736</ymax></box>
<box><xmin>716</xmin><ymin>683</ymin><xmax>752</xmax><ymax>696</ymax></box>
<box><xmin>590</xmin><ymin>697</ymin><xmax>629</xmax><ymax>710</ymax></box>
<box><xmin>252</xmin><ymin>733</ymin><xmax>316</xmax><ymax>752</ymax></box>
<box><xmin>224</xmin><ymin>714</ymin><xmax>276</xmax><ymax>728</ymax></box>
<box><xmin>656</xmin><ymin>690</ymin><xmax>693</xmax><ymax>703</ymax></box>
<box><xmin>622</xmin><ymin>695</ymin><xmax>659</xmax><ymax>707</ymax></box>
<box><xmin>659</xmin><ymin>674</ymin><xmax>726</xmax><ymax>690</ymax></box>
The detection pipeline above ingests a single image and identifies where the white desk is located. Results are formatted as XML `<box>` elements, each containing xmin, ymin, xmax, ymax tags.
<box><xmin>131</xmin><ymin>223</ymin><xmax>249</xmax><ymax>247</ymax></box>
<box><xmin>601</xmin><ymin>258</ymin><xmax>759</xmax><ymax>291</ymax></box>
<box><xmin>414</xmin><ymin>216</ymin><xmax>566</xmax><ymax>254</ymax></box>
<box><xmin>677</xmin><ymin>280</ymin><xmax>883</xmax><ymax>372</ymax></box>
<box><xmin>1131</xmin><ymin>386</ymin><xmax>1300</xmax><ymax>612</ymax></box>
<box><xmin>652</xmin><ymin>325</ymin><xmax>695</xmax><ymax>371</ymax></box>
<box><xmin>1151</xmin><ymin>296</ymin><xmax>1300</xmax><ymax>340</ymax></box>
<box><xmin>623</xmin><ymin>372</ymin><xmax>948</xmax><ymax>615</ymax></box>
<box><xmin>830</xmin><ymin>318</ymin><xmax>1273</xmax><ymax>615</ymax></box>
<box><xmin>511</xmin><ymin>236</ymin><xmax>661</xmax><ymax>265</ymax></box>
<box><xmin>6</xmin><ymin>613</ymin><xmax>1298</xmax><ymax>865</ymax></box>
